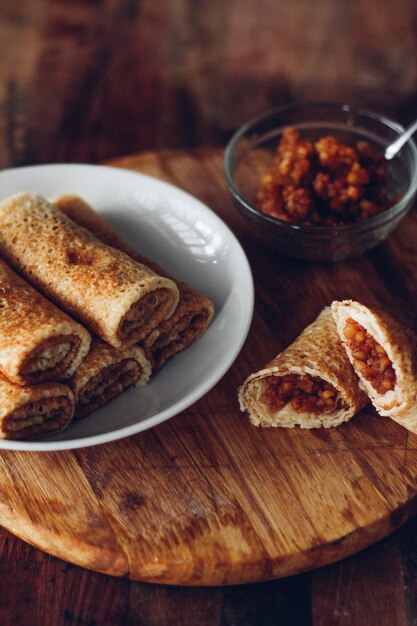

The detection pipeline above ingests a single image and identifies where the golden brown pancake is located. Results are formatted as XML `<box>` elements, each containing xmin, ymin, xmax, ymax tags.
<box><xmin>0</xmin><ymin>257</ymin><xmax>90</xmax><ymax>386</ymax></box>
<box><xmin>0</xmin><ymin>193</ymin><xmax>180</xmax><ymax>349</ymax></box>
<box><xmin>53</xmin><ymin>194</ymin><xmax>214</xmax><ymax>369</ymax></box>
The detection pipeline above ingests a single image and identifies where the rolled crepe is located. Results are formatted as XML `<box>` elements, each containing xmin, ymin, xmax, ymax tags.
<box><xmin>0</xmin><ymin>257</ymin><xmax>90</xmax><ymax>386</ymax></box>
<box><xmin>70</xmin><ymin>338</ymin><xmax>151</xmax><ymax>418</ymax></box>
<box><xmin>0</xmin><ymin>377</ymin><xmax>74</xmax><ymax>439</ymax></box>
<box><xmin>53</xmin><ymin>194</ymin><xmax>215</xmax><ymax>369</ymax></box>
<box><xmin>332</xmin><ymin>300</ymin><xmax>417</xmax><ymax>432</ymax></box>
<box><xmin>239</xmin><ymin>307</ymin><xmax>368</xmax><ymax>428</ymax></box>
<box><xmin>0</xmin><ymin>193</ymin><xmax>180</xmax><ymax>349</ymax></box>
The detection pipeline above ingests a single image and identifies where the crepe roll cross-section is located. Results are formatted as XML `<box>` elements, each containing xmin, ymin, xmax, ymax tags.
<box><xmin>70</xmin><ymin>338</ymin><xmax>151</xmax><ymax>418</ymax></box>
<box><xmin>53</xmin><ymin>194</ymin><xmax>215</xmax><ymax>369</ymax></box>
<box><xmin>0</xmin><ymin>193</ymin><xmax>180</xmax><ymax>349</ymax></box>
<box><xmin>0</xmin><ymin>257</ymin><xmax>90</xmax><ymax>386</ymax></box>
<box><xmin>239</xmin><ymin>307</ymin><xmax>368</xmax><ymax>428</ymax></box>
<box><xmin>0</xmin><ymin>377</ymin><xmax>74</xmax><ymax>440</ymax></box>
<box><xmin>331</xmin><ymin>300</ymin><xmax>417</xmax><ymax>432</ymax></box>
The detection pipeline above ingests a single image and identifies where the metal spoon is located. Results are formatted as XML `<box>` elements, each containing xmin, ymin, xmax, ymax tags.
<box><xmin>385</xmin><ymin>118</ymin><xmax>417</xmax><ymax>160</ymax></box>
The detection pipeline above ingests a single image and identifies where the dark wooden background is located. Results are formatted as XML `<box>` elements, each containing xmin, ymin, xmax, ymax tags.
<box><xmin>1</xmin><ymin>1</ymin><xmax>417</xmax><ymax>625</ymax></box>
<box><xmin>2</xmin><ymin>0</ymin><xmax>417</xmax><ymax>169</ymax></box>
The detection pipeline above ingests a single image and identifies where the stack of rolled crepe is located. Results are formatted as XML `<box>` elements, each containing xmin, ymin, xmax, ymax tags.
<box><xmin>0</xmin><ymin>193</ymin><xmax>180</xmax><ymax>349</ymax></box>
<box><xmin>0</xmin><ymin>257</ymin><xmax>91</xmax><ymax>438</ymax></box>
<box><xmin>0</xmin><ymin>191</ymin><xmax>189</xmax><ymax>437</ymax></box>
<box><xmin>239</xmin><ymin>307</ymin><xmax>369</xmax><ymax>429</ymax></box>
<box><xmin>52</xmin><ymin>194</ymin><xmax>215</xmax><ymax>369</ymax></box>
<box><xmin>0</xmin><ymin>250</ymin><xmax>152</xmax><ymax>438</ymax></box>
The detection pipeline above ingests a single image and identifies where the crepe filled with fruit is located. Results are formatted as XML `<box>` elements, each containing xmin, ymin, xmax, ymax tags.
<box><xmin>239</xmin><ymin>307</ymin><xmax>368</xmax><ymax>428</ymax></box>
<box><xmin>332</xmin><ymin>300</ymin><xmax>417</xmax><ymax>433</ymax></box>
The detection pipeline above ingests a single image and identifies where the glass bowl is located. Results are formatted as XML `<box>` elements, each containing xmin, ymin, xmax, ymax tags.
<box><xmin>224</xmin><ymin>103</ymin><xmax>417</xmax><ymax>262</ymax></box>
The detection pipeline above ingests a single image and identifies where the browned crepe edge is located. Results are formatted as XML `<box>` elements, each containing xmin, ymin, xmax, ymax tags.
<box><xmin>0</xmin><ymin>193</ymin><xmax>180</xmax><ymax>349</ymax></box>
<box><xmin>0</xmin><ymin>377</ymin><xmax>74</xmax><ymax>439</ymax></box>
<box><xmin>239</xmin><ymin>307</ymin><xmax>368</xmax><ymax>428</ymax></box>
<box><xmin>0</xmin><ymin>257</ymin><xmax>91</xmax><ymax>386</ymax></box>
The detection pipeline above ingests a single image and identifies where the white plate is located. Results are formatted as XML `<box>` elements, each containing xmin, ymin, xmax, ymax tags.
<box><xmin>0</xmin><ymin>164</ymin><xmax>254</xmax><ymax>451</ymax></box>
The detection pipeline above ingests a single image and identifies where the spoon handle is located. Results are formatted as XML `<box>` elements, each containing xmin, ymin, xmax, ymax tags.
<box><xmin>385</xmin><ymin>118</ymin><xmax>417</xmax><ymax>160</ymax></box>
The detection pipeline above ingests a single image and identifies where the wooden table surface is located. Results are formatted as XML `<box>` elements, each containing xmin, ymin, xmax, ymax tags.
<box><xmin>2</xmin><ymin>1</ymin><xmax>417</xmax><ymax>625</ymax></box>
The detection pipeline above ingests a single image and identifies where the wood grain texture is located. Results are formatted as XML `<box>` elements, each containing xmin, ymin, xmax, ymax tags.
<box><xmin>1</xmin><ymin>0</ymin><xmax>417</xmax><ymax>169</ymax></box>
<box><xmin>1</xmin><ymin>0</ymin><xmax>417</xmax><ymax>622</ymax></box>
<box><xmin>0</xmin><ymin>151</ymin><xmax>417</xmax><ymax>587</ymax></box>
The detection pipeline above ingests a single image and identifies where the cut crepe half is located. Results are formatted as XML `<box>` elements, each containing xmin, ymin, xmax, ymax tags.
<box><xmin>239</xmin><ymin>307</ymin><xmax>368</xmax><ymax>428</ymax></box>
<box><xmin>70</xmin><ymin>339</ymin><xmax>151</xmax><ymax>418</ymax></box>
<box><xmin>53</xmin><ymin>194</ymin><xmax>214</xmax><ymax>369</ymax></box>
<box><xmin>0</xmin><ymin>377</ymin><xmax>74</xmax><ymax>440</ymax></box>
<box><xmin>0</xmin><ymin>193</ymin><xmax>180</xmax><ymax>349</ymax></box>
<box><xmin>0</xmin><ymin>257</ymin><xmax>90</xmax><ymax>386</ymax></box>
<box><xmin>331</xmin><ymin>300</ymin><xmax>417</xmax><ymax>432</ymax></box>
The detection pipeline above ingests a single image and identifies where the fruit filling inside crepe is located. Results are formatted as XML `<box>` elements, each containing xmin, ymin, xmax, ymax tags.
<box><xmin>4</xmin><ymin>396</ymin><xmax>73</xmax><ymax>439</ymax></box>
<box><xmin>76</xmin><ymin>358</ymin><xmax>142</xmax><ymax>418</ymax></box>
<box><xmin>22</xmin><ymin>335</ymin><xmax>82</xmax><ymax>382</ymax></box>
<box><xmin>70</xmin><ymin>339</ymin><xmax>151</xmax><ymax>419</ymax></box>
<box><xmin>331</xmin><ymin>299</ymin><xmax>417</xmax><ymax>433</ymax></box>
<box><xmin>259</xmin><ymin>373</ymin><xmax>347</xmax><ymax>415</ymax></box>
<box><xmin>238</xmin><ymin>308</ymin><xmax>368</xmax><ymax>429</ymax></box>
<box><xmin>342</xmin><ymin>318</ymin><xmax>396</xmax><ymax>394</ymax></box>
<box><xmin>119</xmin><ymin>289</ymin><xmax>174</xmax><ymax>340</ymax></box>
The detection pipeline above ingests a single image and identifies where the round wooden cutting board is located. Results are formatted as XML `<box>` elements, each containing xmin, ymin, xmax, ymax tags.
<box><xmin>1</xmin><ymin>149</ymin><xmax>417</xmax><ymax>585</ymax></box>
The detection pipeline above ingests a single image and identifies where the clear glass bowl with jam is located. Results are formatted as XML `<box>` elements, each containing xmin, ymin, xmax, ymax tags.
<box><xmin>224</xmin><ymin>103</ymin><xmax>417</xmax><ymax>262</ymax></box>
